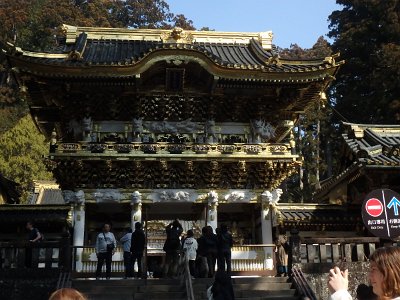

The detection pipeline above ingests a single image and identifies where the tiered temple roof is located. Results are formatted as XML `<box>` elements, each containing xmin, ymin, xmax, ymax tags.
<box><xmin>315</xmin><ymin>123</ymin><xmax>400</xmax><ymax>203</ymax></box>
<box><xmin>2</xmin><ymin>25</ymin><xmax>342</xmax><ymax>194</ymax></box>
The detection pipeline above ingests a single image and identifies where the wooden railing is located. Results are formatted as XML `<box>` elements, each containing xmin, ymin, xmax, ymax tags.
<box><xmin>297</xmin><ymin>237</ymin><xmax>380</xmax><ymax>265</ymax></box>
<box><xmin>177</xmin><ymin>251</ymin><xmax>195</xmax><ymax>300</ymax></box>
<box><xmin>0</xmin><ymin>239</ymin><xmax>71</xmax><ymax>270</ymax></box>
<box><xmin>54</xmin><ymin>141</ymin><xmax>292</xmax><ymax>157</ymax></box>
<box><xmin>288</xmin><ymin>232</ymin><xmax>384</xmax><ymax>300</ymax></box>
<box><xmin>291</xmin><ymin>267</ymin><xmax>317</xmax><ymax>300</ymax></box>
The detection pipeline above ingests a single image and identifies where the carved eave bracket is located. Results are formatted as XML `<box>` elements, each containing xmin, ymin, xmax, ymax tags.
<box><xmin>67</xmin><ymin>50</ymin><xmax>83</xmax><ymax>61</ymax></box>
<box><xmin>161</xmin><ymin>27</ymin><xmax>194</xmax><ymax>44</ymax></box>
<box><xmin>267</xmin><ymin>53</ymin><xmax>281</xmax><ymax>66</ymax></box>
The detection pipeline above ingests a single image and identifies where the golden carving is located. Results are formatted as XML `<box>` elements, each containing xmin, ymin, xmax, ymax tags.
<box><xmin>160</xmin><ymin>27</ymin><xmax>194</xmax><ymax>44</ymax></box>
<box><xmin>67</xmin><ymin>50</ymin><xmax>82</xmax><ymax>61</ymax></box>
<box><xmin>267</xmin><ymin>54</ymin><xmax>281</xmax><ymax>66</ymax></box>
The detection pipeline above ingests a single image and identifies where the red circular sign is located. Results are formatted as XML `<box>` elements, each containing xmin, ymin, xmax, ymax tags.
<box><xmin>366</xmin><ymin>198</ymin><xmax>383</xmax><ymax>217</ymax></box>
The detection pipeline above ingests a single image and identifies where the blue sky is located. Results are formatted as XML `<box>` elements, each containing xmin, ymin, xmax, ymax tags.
<box><xmin>167</xmin><ymin>0</ymin><xmax>340</xmax><ymax>49</ymax></box>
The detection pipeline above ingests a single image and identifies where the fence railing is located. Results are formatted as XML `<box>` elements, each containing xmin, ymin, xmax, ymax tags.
<box><xmin>0</xmin><ymin>239</ymin><xmax>70</xmax><ymax>270</ymax></box>
<box><xmin>297</xmin><ymin>237</ymin><xmax>380</xmax><ymax>265</ymax></box>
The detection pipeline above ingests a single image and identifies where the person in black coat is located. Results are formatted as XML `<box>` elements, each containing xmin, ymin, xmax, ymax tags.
<box><xmin>205</xmin><ymin>225</ymin><xmax>218</xmax><ymax>277</ymax></box>
<box><xmin>207</xmin><ymin>269</ymin><xmax>235</xmax><ymax>300</ymax></box>
<box><xmin>163</xmin><ymin>219</ymin><xmax>183</xmax><ymax>277</ymax></box>
<box><xmin>217</xmin><ymin>224</ymin><xmax>233</xmax><ymax>275</ymax></box>
<box><xmin>130</xmin><ymin>222</ymin><xmax>145</xmax><ymax>278</ymax></box>
<box><xmin>196</xmin><ymin>227</ymin><xmax>209</xmax><ymax>278</ymax></box>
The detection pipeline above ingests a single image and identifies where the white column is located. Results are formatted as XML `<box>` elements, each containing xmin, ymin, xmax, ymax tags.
<box><xmin>73</xmin><ymin>204</ymin><xmax>85</xmax><ymax>272</ymax></box>
<box><xmin>261</xmin><ymin>189</ymin><xmax>283</xmax><ymax>270</ymax></box>
<box><xmin>131</xmin><ymin>191</ymin><xmax>142</xmax><ymax>230</ymax></box>
<box><xmin>207</xmin><ymin>191</ymin><xmax>218</xmax><ymax>231</ymax></box>
<box><xmin>261</xmin><ymin>191</ymin><xmax>273</xmax><ymax>269</ymax></box>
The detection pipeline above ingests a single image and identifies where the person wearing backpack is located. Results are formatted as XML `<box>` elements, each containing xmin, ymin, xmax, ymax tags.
<box><xmin>217</xmin><ymin>224</ymin><xmax>233</xmax><ymax>275</ymax></box>
<box><xmin>163</xmin><ymin>219</ymin><xmax>183</xmax><ymax>278</ymax></box>
<box><xmin>95</xmin><ymin>223</ymin><xmax>116</xmax><ymax>280</ymax></box>
<box><xmin>25</xmin><ymin>221</ymin><xmax>42</xmax><ymax>267</ymax></box>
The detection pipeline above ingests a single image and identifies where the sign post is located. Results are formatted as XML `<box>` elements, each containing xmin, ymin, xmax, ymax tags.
<box><xmin>362</xmin><ymin>189</ymin><xmax>400</xmax><ymax>240</ymax></box>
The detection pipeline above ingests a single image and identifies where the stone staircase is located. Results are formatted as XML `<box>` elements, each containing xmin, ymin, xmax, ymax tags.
<box><xmin>72</xmin><ymin>276</ymin><xmax>300</xmax><ymax>300</ymax></box>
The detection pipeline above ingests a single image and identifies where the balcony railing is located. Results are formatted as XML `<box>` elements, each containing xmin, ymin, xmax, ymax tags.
<box><xmin>52</xmin><ymin>142</ymin><xmax>293</xmax><ymax>157</ymax></box>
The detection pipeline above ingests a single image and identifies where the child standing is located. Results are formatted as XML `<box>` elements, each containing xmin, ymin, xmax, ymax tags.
<box><xmin>183</xmin><ymin>229</ymin><xmax>198</xmax><ymax>279</ymax></box>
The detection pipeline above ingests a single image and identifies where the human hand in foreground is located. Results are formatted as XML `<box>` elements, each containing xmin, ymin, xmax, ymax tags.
<box><xmin>328</xmin><ymin>267</ymin><xmax>349</xmax><ymax>294</ymax></box>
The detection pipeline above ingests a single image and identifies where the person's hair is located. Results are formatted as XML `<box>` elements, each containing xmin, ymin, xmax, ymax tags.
<box><xmin>126</xmin><ymin>227</ymin><xmax>133</xmax><ymax>233</ymax></box>
<box><xmin>206</xmin><ymin>225</ymin><xmax>213</xmax><ymax>234</ymax></box>
<box><xmin>369</xmin><ymin>246</ymin><xmax>400</xmax><ymax>299</ymax></box>
<box><xmin>27</xmin><ymin>221</ymin><xmax>34</xmax><ymax>226</ymax></box>
<box><xmin>135</xmin><ymin>222</ymin><xmax>142</xmax><ymax>230</ymax></box>
<box><xmin>211</xmin><ymin>270</ymin><xmax>234</xmax><ymax>300</ymax></box>
<box><xmin>172</xmin><ymin>219</ymin><xmax>181</xmax><ymax>228</ymax></box>
<box><xmin>102</xmin><ymin>223</ymin><xmax>111</xmax><ymax>229</ymax></box>
<box><xmin>187</xmin><ymin>229</ymin><xmax>194</xmax><ymax>237</ymax></box>
<box><xmin>49</xmin><ymin>288</ymin><xmax>87</xmax><ymax>300</ymax></box>
<box><xmin>201</xmin><ymin>226</ymin><xmax>207</xmax><ymax>235</ymax></box>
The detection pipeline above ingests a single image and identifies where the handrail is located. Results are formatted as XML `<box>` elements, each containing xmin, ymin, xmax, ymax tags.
<box><xmin>291</xmin><ymin>267</ymin><xmax>317</xmax><ymax>300</ymax></box>
<box><xmin>179</xmin><ymin>251</ymin><xmax>195</xmax><ymax>300</ymax></box>
<box><xmin>300</xmin><ymin>237</ymin><xmax>380</xmax><ymax>244</ymax></box>
<box><xmin>56</xmin><ymin>272</ymin><xmax>71</xmax><ymax>289</ymax></box>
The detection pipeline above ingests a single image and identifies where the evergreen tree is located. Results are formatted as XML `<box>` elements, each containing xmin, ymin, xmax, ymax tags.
<box><xmin>0</xmin><ymin>115</ymin><xmax>53</xmax><ymax>202</ymax></box>
<box><xmin>278</xmin><ymin>37</ymin><xmax>342</xmax><ymax>202</ymax></box>
<box><xmin>328</xmin><ymin>0</ymin><xmax>400</xmax><ymax>124</ymax></box>
<box><xmin>0</xmin><ymin>0</ymin><xmax>195</xmax><ymax>51</ymax></box>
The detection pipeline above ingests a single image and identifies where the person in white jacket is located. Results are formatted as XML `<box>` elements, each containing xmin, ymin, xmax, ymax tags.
<box><xmin>183</xmin><ymin>229</ymin><xmax>198</xmax><ymax>279</ymax></box>
<box><xmin>328</xmin><ymin>246</ymin><xmax>400</xmax><ymax>300</ymax></box>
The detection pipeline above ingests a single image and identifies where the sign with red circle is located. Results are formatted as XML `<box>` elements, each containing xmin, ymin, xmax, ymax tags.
<box><xmin>365</xmin><ymin>198</ymin><xmax>383</xmax><ymax>217</ymax></box>
<box><xmin>362</xmin><ymin>189</ymin><xmax>400</xmax><ymax>239</ymax></box>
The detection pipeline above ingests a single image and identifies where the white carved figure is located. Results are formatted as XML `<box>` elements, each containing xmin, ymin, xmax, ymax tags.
<box><xmin>208</xmin><ymin>190</ymin><xmax>218</xmax><ymax>203</ymax></box>
<box><xmin>205</xmin><ymin>119</ymin><xmax>217</xmax><ymax>143</ymax></box>
<box><xmin>145</xmin><ymin>121</ymin><xmax>178</xmax><ymax>133</ymax></box>
<box><xmin>225</xmin><ymin>191</ymin><xmax>245</xmax><ymax>202</ymax></box>
<box><xmin>271</xmin><ymin>189</ymin><xmax>283</xmax><ymax>205</ymax></box>
<box><xmin>82</xmin><ymin>116</ymin><xmax>92</xmax><ymax>132</ymax></box>
<box><xmin>132</xmin><ymin>118</ymin><xmax>143</xmax><ymax>133</ymax></box>
<box><xmin>250</xmin><ymin>119</ymin><xmax>276</xmax><ymax>143</ymax></box>
<box><xmin>62</xmin><ymin>190</ymin><xmax>75</xmax><ymax>203</ymax></box>
<box><xmin>75</xmin><ymin>190</ymin><xmax>85</xmax><ymax>204</ymax></box>
<box><xmin>93</xmin><ymin>189</ymin><xmax>122</xmax><ymax>202</ymax></box>
<box><xmin>159</xmin><ymin>190</ymin><xmax>190</xmax><ymax>202</ymax></box>
<box><xmin>261</xmin><ymin>190</ymin><xmax>273</xmax><ymax>204</ymax></box>
<box><xmin>62</xmin><ymin>190</ymin><xmax>85</xmax><ymax>204</ymax></box>
<box><xmin>132</xmin><ymin>118</ymin><xmax>143</xmax><ymax>142</ymax></box>
<box><xmin>176</xmin><ymin>119</ymin><xmax>202</xmax><ymax>132</ymax></box>
<box><xmin>131</xmin><ymin>191</ymin><xmax>142</xmax><ymax>204</ymax></box>
<box><xmin>51</xmin><ymin>129</ymin><xmax>57</xmax><ymax>146</ymax></box>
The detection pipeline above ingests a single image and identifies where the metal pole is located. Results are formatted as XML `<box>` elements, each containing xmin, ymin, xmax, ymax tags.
<box><xmin>144</xmin><ymin>205</ymin><xmax>148</xmax><ymax>284</ymax></box>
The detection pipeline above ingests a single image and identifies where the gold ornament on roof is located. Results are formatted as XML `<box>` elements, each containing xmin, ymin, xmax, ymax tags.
<box><xmin>67</xmin><ymin>50</ymin><xmax>82</xmax><ymax>61</ymax></box>
<box><xmin>161</xmin><ymin>27</ymin><xmax>194</xmax><ymax>44</ymax></box>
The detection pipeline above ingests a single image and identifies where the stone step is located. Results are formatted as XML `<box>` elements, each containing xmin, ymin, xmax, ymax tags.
<box><xmin>231</xmin><ymin>276</ymin><xmax>290</xmax><ymax>284</ymax></box>
<box><xmin>84</xmin><ymin>294</ymin><xmax>134</xmax><ymax>300</ymax></box>
<box><xmin>235</xmin><ymin>289</ymin><xmax>296</xmax><ymax>298</ymax></box>
<box><xmin>133</xmin><ymin>291</ymin><xmax>186</xmax><ymax>300</ymax></box>
<box><xmin>233</xmin><ymin>282</ymin><xmax>293</xmax><ymax>290</ymax></box>
<box><xmin>72</xmin><ymin>276</ymin><xmax>298</xmax><ymax>300</ymax></box>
